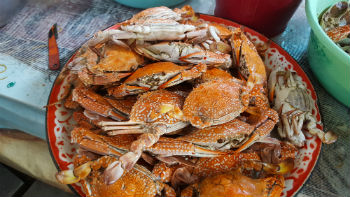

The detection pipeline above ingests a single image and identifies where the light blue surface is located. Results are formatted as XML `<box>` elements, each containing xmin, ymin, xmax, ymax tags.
<box><xmin>114</xmin><ymin>0</ymin><xmax>186</xmax><ymax>9</ymax></box>
<box><xmin>0</xmin><ymin>54</ymin><xmax>53</xmax><ymax>139</ymax></box>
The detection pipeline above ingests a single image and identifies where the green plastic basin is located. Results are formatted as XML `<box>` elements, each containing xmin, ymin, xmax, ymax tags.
<box><xmin>306</xmin><ymin>0</ymin><xmax>350</xmax><ymax>107</ymax></box>
<box><xmin>114</xmin><ymin>0</ymin><xmax>186</xmax><ymax>9</ymax></box>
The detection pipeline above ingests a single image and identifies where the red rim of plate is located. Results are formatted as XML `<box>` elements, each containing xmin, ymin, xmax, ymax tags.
<box><xmin>46</xmin><ymin>14</ymin><xmax>322</xmax><ymax>197</ymax></box>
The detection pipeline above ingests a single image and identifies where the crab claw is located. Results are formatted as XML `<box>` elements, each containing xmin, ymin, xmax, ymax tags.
<box><xmin>108</xmin><ymin>84</ymin><xmax>150</xmax><ymax>98</ymax></box>
<box><xmin>179</xmin><ymin>51</ymin><xmax>232</xmax><ymax>69</ymax></box>
<box><xmin>56</xmin><ymin>169</ymin><xmax>80</xmax><ymax>184</ymax></box>
<box><xmin>78</xmin><ymin>68</ymin><xmax>132</xmax><ymax>85</ymax></box>
<box><xmin>159</xmin><ymin>63</ymin><xmax>207</xmax><ymax>89</ymax></box>
<box><xmin>72</xmin><ymin>87</ymin><xmax>128</xmax><ymax>121</ymax></box>
<box><xmin>104</xmin><ymin>160</ymin><xmax>125</xmax><ymax>185</ymax></box>
<box><xmin>235</xmin><ymin>109</ymin><xmax>279</xmax><ymax>153</ymax></box>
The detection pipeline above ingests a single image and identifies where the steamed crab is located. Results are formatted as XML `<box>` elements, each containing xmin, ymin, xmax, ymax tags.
<box><xmin>99</xmin><ymin>90</ymin><xmax>226</xmax><ymax>184</ymax></box>
<box><xmin>57</xmin><ymin>155</ymin><xmax>176</xmax><ymax>197</ymax></box>
<box><xmin>181</xmin><ymin>171</ymin><xmax>284</xmax><ymax>197</ymax></box>
<box><xmin>108</xmin><ymin>62</ymin><xmax>207</xmax><ymax>98</ymax></box>
<box><xmin>134</xmin><ymin>42</ymin><xmax>232</xmax><ymax>69</ymax></box>
<box><xmin>54</xmin><ymin>4</ymin><xmax>318</xmax><ymax>196</ymax></box>
<box><xmin>68</xmin><ymin>42</ymin><xmax>144</xmax><ymax>85</ymax></box>
<box><xmin>268</xmin><ymin>69</ymin><xmax>337</xmax><ymax>147</ymax></box>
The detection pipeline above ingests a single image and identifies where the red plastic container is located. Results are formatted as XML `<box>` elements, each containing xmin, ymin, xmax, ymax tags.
<box><xmin>214</xmin><ymin>0</ymin><xmax>302</xmax><ymax>37</ymax></box>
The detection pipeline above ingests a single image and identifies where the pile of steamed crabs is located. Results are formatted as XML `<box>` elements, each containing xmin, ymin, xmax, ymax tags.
<box><xmin>55</xmin><ymin>6</ymin><xmax>338</xmax><ymax>197</ymax></box>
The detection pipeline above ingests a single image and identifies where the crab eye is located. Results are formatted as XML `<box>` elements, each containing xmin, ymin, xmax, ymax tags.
<box><xmin>217</xmin><ymin>139</ymin><xmax>224</xmax><ymax>143</ymax></box>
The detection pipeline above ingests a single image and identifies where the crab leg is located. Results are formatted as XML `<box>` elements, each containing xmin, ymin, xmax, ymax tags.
<box><xmin>235</xmin><ymin>109</ymin><xmax>279</xmax><ymax>152</ymax></box>
<box><xmin>99</xmin><ymin>121</ymin><xmax>145</xmax><ymax>135</ymax></box>
<box><xmin>179</xmin><ymin>51</ymin><xmax>232</xmax><ymax>69</ymax></box>
<box><xmin>72</xmin><ymin>87</ymin><xmax>128</xmax><ymax>121</ymax></box>
<box><xmin>148</xmin><ymin>137</ymin><xmax>227</xmax><ymax>157</ymax></box>
<box><xmin>176</xmin><ymin>119</ymin><xmax>255</xmax><ymax>150</ymax></box>
<box><xmin>230</xmin><ymin>28</ymin><xmax>266</xmax><ymax>90</ymax></box>
<box><xmin>135</xmin><ymin>42</ymin><xmax>232</xmax><ymax>68</ymax></box>
<box><xmin>101</xmin><ymin>121</ymin><xmax>188</xmax><ymax>135</ymax></box>
<box><xmin>159</xmin><ymin>63</ymin><xmax>207</xmax><ymax>89</ymax></box>
<box><xmin>78</xmin><ymin>67</ymin><xmax>131</xmax><ymax>85</ymax></box>
<box><xmin>104</xmin><ymin>124</ymin><xmax>226</xmax><ymax>184</ymax></box>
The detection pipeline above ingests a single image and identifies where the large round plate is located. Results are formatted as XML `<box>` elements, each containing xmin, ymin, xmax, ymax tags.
<box><xmin>47</xmin><ymin>14</ymin><xmax>322</xmax><ymax>197</ymax></box>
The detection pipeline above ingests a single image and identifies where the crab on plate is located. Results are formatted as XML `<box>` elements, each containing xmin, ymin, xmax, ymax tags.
<box><xmin>50</xmin><ymin>4</ymin><xmax>337</xmax><ymax>197</ymax></box>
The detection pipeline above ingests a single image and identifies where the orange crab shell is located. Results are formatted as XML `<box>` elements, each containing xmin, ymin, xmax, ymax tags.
<box><xmin>74</xmin><ymin>156</ymin><xmax>161</xmax><ymax>197</ymax></box>
<box><xmin>88</xmin><ymin>167</ymin><xmax>159</xmax><ymax>197</ymax></box>
<box><xmin>181</xmin><ymin>171</ymin><xmax>284</xmax><ymax>197</ymax></box>
<box><xmin>183</xmin><ymin>79</ymin><xmax>246</xmax><ymax>128</ymax></box>
<box><xmin>123</xmin><ymin>62</ymin><xmax>189</xmax><ymax>84</ymax></box>
<box><xmin>197</xmin><ymin>68</ymin><xmax>233</xmax><ymax>84</ymax></box>
<box><xmin>91</xmin><ymin>42</ymin><xmax>144</xmax><ymax>73</ymax></box>
<box><xmin>177</xmin><ymin>119</ymin><xmax>254</xmax><ymax>148</ymax></box>
<box><xmin>209</xmin><ymin>23</ymin><xmax>233</xmax><ymax>39</ymax></box>
<box><xmin>130</xmin><ymin>90</ymin><xmax>185</xmax><ymax>124</ymax></box>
